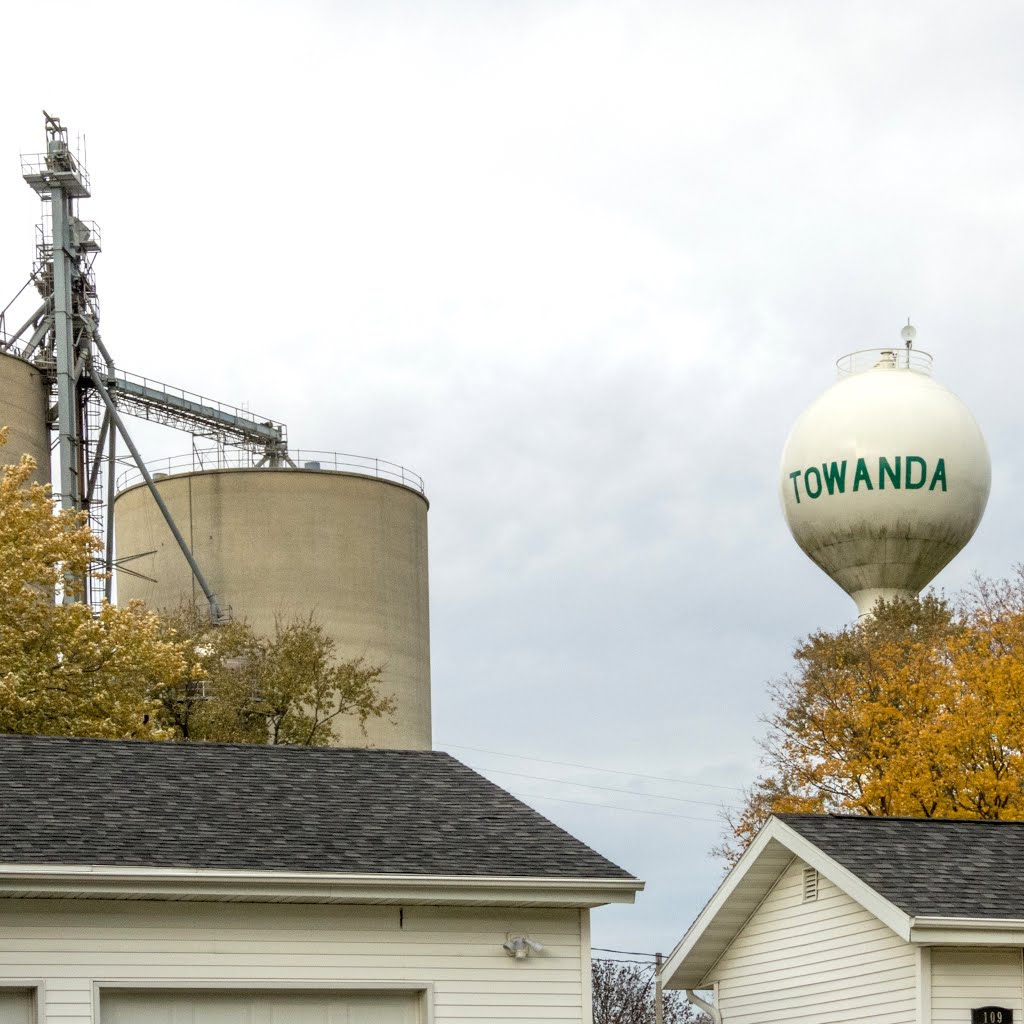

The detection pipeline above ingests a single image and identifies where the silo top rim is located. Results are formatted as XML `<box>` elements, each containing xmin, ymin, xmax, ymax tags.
<box><xmin>836</xmin><ymin>348</ymin><xmax>934</xmax><ymax>379</ymax></box>
<box><xmin>115</xmin><ymin>448</ymin><xmax>426</xmax><ymax>499</ymax></box>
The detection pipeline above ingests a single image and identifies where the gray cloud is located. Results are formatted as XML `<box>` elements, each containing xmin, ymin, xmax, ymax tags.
<box><xmin>2</xmin><ymin>0</ymin><xmax>1023</xmax><ymax>954</ymax></box>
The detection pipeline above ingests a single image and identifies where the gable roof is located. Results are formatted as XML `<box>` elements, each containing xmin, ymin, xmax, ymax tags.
<box><xmin>779</xmin><ymin>813</ymin><xmax>1024</xmax><ymax>919</ymax></box>
<box><xmin>0</xmin><ymin>734</ymin><xmax>635</xmax><ymax>894</ymax></box>
<box><xmin>663</xmin><ymin>813</ymin><xmax>1024</xmax><ymax>992</ymax></box>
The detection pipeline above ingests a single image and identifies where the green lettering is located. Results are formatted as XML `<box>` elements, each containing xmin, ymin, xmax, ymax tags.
<box><xmin>905</xmin><ymin>455</ymin><xmax>926</xmax><ymax>490</ymax></box>
<box><xmin>788</xmin><ymin>470</ymin><xmax>802</xmax><ymax>503</ymax></box>
<box><xmin>879</xmin><ymin>456</ymin><xmax>901</xmax><ymax>490</ymax></box>
<box><xmin>853</xmin><ymin>458</ymin><xmax>873</xmax><ymax>491</ymax></box>
<box><xmin>929</xmin><ymin>458</ymin><xmax>947</xmax><ymax>492</ymax></box>
<box><xmin>822</xmin><ymin>460</ymin><xmax>847</xmax><ymax>495</ymax></box>
<box><xmin>805</xmin><ymin>466</ymin><xmax>823</xmax><ymax>499</ymax></box>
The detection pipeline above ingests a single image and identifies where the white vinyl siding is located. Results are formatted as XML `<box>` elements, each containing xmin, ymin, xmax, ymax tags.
<box><xmin>930</xmin><ymin>947</ymin><xmax>1023</xmax><ymax>1024</ymax></box>
<box><xmin>0</xmin><ymin>899</ymin><xmax>587</xmax><ymax>1024</ymax></box>
<box><xmin>710</xmin><ymin>858</ymin><xmax>916</xmax><ymax>1024</ymax></box>
<box><xmin>101</xmin><ymin>988</ymin><xmax>418</xmax><ymax>1024</ymax></box>
<box><xmin>0</xmin><ymin>990</ymin><xmax>32</xmax><ymax>1024</ymax></box>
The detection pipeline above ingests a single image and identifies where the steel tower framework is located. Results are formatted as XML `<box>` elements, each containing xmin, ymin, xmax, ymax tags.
<box><xmin>0</xmin><ymin>113</ymin><xmax>291</xmax><ymax>620</ymax></box>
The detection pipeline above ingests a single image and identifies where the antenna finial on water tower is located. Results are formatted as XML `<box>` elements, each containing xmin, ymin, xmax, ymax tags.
<box><xmin>901</xmin><ymin>319</ymin><xmax>916</xmax><ymax>351</ymax></box>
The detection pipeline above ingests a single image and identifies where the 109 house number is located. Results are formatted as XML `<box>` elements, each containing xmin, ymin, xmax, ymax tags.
<box><xmin>973</xmin><ymin>1008</ymin><xmax>1013</xmax><ymax>1024</ymax></box>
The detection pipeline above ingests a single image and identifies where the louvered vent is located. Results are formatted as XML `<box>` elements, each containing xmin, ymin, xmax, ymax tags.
<box><xmin>802</xmin><ymin>867</ymin><xmax>819</xmax><ymax>902</ymax></box>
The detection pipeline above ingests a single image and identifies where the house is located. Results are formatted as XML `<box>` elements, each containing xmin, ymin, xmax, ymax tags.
<box><xmin>662</xmin><ymin>813</ymin><xmax>1024</xmax><ymax>1024</ymax></box>
<box><xmin>0</xmin><ymin>734</ymin><xmax>642</xmax><ymax>1024</ymax></box>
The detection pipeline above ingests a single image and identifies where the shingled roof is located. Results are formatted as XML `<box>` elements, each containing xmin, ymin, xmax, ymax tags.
<box><xmin>779</xmin><ymin>813</ymin><xmax>1024</xmax><ymax>919</ymax></box>
<box><xmin>663</xmin><ymin>811</ymin><xmax>1024</xmax><ymax>990</ymax></box>
<box><xmin>0</xmin><ymin>734</ymin><xmax>633</xmax><ymax>880</ymax></box>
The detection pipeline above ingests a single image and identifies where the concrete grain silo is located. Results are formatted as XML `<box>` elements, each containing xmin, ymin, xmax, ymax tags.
<box><xmin>114</xmin><ymin>458</ymin><xmax>430</xmax><ymax>749</ymax></box>
<box><xmin>0</xmin><ymin>352</ymin><xmax>50</xmax><ymax>485</ymax></box>
<box><xmin>780</xmin><ymin>326</ymin><xmax>990</xmax><ymax>616</ymax></box>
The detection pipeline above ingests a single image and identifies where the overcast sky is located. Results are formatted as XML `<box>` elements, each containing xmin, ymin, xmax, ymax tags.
<box><xmin>3</xmin><ymin>0</ymin><xmax>1024</xmax><ymax>956</ymax></box>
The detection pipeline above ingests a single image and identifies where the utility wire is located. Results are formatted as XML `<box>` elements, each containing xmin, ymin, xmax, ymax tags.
<box><xmin>470</xmin><ymin>765</ymin><xmax>736</xmax><ymax>809</ymax></box>
<box><xmin>442</xmin><ymin>742</ymin><xmax>744</xmax><ymax>793</ymax></box>
<box><xmin>593</xmin><ymin>947</ymin><xmax>660</xmax><ymax>958</ymax></box>
<box><xmin>508</xmin><ymin>790</ymin><xmax>721</xmax><ymax>823</ymax></box>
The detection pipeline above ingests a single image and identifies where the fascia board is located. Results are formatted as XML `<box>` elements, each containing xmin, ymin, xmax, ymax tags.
<box><xmin>771</xmin><ymin>820</ymin><xmax>912</xmax><ymax>942</ymax></box>
<box><xmin>661</xmin><ymin>819</ymin><xmax>795</xmax><ymax>990</ymax></box>
<box><xmin>0</xmin><ymin>864</ymin><xmax>643</xmax><ymax>908</ymax></box>
<box><xmin>910</xmin><ymin>917</ymin><xmax>1024</xmax><ymax>945</ymax></box>
<box><xmin>661</xmin><ymin>817</ymin><xmax>915</xmax><ymax>991</ymax></box>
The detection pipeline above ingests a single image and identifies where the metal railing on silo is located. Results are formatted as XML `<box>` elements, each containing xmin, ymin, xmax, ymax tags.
<box><xmin>115</xmin><ymin>448</ymin><xmax>426</xmax><ymax>496</ymax></box>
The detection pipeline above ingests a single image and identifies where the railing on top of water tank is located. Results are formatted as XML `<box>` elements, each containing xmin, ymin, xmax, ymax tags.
<box><xmin>114</xmin><ymin>448</ymin><xmax>426</xmax><ymax>496</ymax></box>
<box><xmin>836</xmin><ymin>348</ymin><xmax>934</xmax><ymax>378</ymax></box>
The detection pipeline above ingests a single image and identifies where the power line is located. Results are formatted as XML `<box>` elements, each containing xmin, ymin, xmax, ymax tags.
<box><xmin>442</xmin><ymin>742</ymin><xmax>744</xmax><ymax>793</ymax></box>
<box><xmin>508</xmin><ymin>790</ymin><xmax>721</xmax><ymax>823</ymax></box>
<box><xmin>471</xmin><ymin>765</ymin><xmax>736</xmax><ymax>809</ymax></box>
<box><xmin>593</xmin><ymin>947</ymin><xmax>660</xmax><ymax>958</ymax></box>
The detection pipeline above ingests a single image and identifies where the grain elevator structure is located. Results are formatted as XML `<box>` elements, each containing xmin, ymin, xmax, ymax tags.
<box><xmin>0</xmin><ymin>113</ymin><xmax>431</xmax><ymax>750</ymax></box>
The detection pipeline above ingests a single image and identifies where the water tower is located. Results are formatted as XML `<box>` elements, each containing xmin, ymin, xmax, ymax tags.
<box><xmin>780</xmin><ymin>326</ymin><xmax>990</xmax><ymax>616</ymax></box>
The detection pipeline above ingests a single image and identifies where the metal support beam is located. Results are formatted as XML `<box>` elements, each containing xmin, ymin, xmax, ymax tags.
<box><xmin>0</xmin><ymin>298</ymin><xmax>49</xmax><ymax>352</ymax></box>
<box><xmin>104</xmin><ymin>414</ymin><xmax>116</xmax><ymax>602</ymax></box>
<box><xmin>21</xmin><ymin>317</ymin><xmax>51</xmax><ymax>361</ymax></box>
<box><xmin>51</xmin><ymin>184</ymin><xmax>80</xmax><ymax>512</ymax></box>
<box><xmin>88</xmin><ymin>366</ymin><xmax>223</xmax><ymax>623</ymax></box>
<box><xmin>85</xmin><ymin>411</ymin><xmax>109</xmax><ymax>502</ymax></box>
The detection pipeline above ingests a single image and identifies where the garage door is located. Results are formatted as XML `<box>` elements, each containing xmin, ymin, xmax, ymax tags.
<box><xmin>0</xmin><ymin>991</ymin><xmax>31</xmax><ymax>1024</ymax></box>
<box><xmin>101</xmin><ymin>989</ymin><xmax>419</xmax><ymax>1024</ymax></box>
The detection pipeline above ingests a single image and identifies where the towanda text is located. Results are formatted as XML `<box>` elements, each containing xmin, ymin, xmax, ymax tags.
<box><xmin>787</xmin><ymin>456</ymin><xmax>947</xmax><ymax>504</ymax></box>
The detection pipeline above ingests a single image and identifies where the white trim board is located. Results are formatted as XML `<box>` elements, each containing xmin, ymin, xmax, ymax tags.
<box><xmin>661</xmin><ymin>817</ymin><xmax>913</xmax><ymax>990</ymax></box>
<box><xmin>0</xmin><ymin>864</ymin><xmax>642</xmax><ymax>908</ymax></box>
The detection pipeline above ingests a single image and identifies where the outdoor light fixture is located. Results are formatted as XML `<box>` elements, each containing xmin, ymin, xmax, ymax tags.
<box><xmin>502</xmin><ymin>936</ymin><xmax>544</xmax><ymax>959</ymax></box>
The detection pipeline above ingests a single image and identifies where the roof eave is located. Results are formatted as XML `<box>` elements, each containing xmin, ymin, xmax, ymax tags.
<box><xmin>661</xmin><ymin>820</ymin><xmax>796</xmax><ymax>990</ymax></box>
<box><xmin>661</xmin><ymin>817</ymin><xmax>914</xmax><ymax>991</ymax></box>
<box><xmin>910</xmin><ymin>916</ymin><xmax>1024</xmax><ymax>945</ymax></box>
<box><xmin>0</xmin><ymin>864</ymin><xmax>643</xmax><ymax>908</ymax></box>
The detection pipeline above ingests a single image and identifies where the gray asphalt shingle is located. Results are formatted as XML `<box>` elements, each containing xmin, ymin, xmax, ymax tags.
<box><xmin>779</xmin><ymin>813</ymin><xmax>1024</xmax><ymax>919</ymax></box>
<box><xmin>0</xmin><ymin>734</ymin><xmax>633</xmax><ymax>879</ymax></box>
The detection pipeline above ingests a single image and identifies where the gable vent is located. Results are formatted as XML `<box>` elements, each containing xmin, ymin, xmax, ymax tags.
<box><xmin>802</xmin><ymin>867</ymin><xmax>819</xmax><ymax>902</ymax></box>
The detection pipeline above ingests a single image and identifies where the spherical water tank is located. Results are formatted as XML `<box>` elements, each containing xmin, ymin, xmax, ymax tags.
<box><xmin>780</xmin><ymin>340</ymin><xmax>990</xmax><ymax>616</ymax></box>
<box><xmin>113</xmin><ymin>463</ymin><xmax>430</xmax><ymax>749</ymax></box>
<box><xmin>0</xmin><ymin>352</ymin><xmax>50</xmax><ymax>485</ymax></box>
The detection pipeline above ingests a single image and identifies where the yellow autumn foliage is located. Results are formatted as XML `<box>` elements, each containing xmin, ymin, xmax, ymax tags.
<box><xmin>721</xmin><ymin>583</ymin><xmax>1024</xmax><ymax>863</ymax></box>
<box><xmin>0</xmin><ymin>428</ymin><xmax>393</xmax><ymax>745</ymax></box>
<box><xmin>0</xmin><ymin>428</ymin><xmax>185</xmax><ymax>737</ymax></box>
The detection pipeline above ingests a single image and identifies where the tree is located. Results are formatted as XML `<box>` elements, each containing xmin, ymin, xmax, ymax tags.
<box><xmin>0</xmin><ymin>430</ymin><xmax>394</xmax><ymax>745</ymax></box>
<box><xmin>720</xmin><ymin>579</ymin><xmax>1024</xmax><ymax>863</ymax></box>
<box><xmin>152</xmin><ymin>606</ymin><xmax>396</xmax><ymax>745</ymax></box>
<box><xmin>0</xmin><ymin>431</ymin><xmax>184</xmax><ymax>738</ymax></box>
<box><xmin>592</xmin><ymin>960</ymin><xmax>710</xmax><ymax>1024</ymax></box>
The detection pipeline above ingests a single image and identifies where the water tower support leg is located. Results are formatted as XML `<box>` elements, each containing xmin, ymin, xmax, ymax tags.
<box><xmin>87</xmin><ymin>366</ymin><xmax>223</xmax><ymax>623</ymax></box>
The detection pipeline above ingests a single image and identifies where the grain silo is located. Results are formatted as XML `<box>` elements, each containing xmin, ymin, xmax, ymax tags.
<box><xmin>6</xmin><ymin>114</ymin><xmax>434</xmax><ymax>748</ymax></box>
<box><xmin>113</xmin><ymin>454</ymin><xmax>431</xmax><ymax>750</ymax></box>
<box><xmin>0</xmin><ymin>351</ymin><xmax>50</xmax><ymax>485</ymax></box>
<box><xmin>780</xmin><ymin>325</ymin><xmax>990</xmax><ymax>616</ymax></box>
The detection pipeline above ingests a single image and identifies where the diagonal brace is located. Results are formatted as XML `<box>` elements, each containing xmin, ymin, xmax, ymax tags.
<box><xmin>87</xmin><ymin>366</ymin><xmax>223</xmax><ymax>623</ymax></box>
